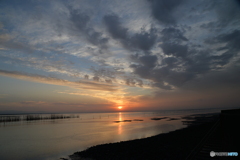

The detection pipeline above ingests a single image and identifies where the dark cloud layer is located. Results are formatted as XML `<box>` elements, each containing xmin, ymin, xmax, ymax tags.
<box><xmin>129</xmin><ymin>27</ymin><xmax>157</xmax><ymax>52</ymax></box>
<box><xmin>1</xmin><ymin>0</ymin><xmax>240</xmax><ymax>95</ymax></box>
<box><xmin>130</xmin><ymin>26</ymin><xmax>240</xmax><ymax>90</ymax></box>
<box><xmin>139</xmin><ymin>55</ymin><xmax>158</xmax><ymax>68</ymax></box>
<box><xmin>161</xmin><ymin>27</ymin><xmax>188</xmax><ymax>42</ymax></box>
<box><xmin>215</xmin><ymin>30</ymin><xmax>240</xmax><ymax>52</ymax></box>
<box><xmin>200</xmin><ymin>0</ymin><xmax>240</xmax><ymax>32</ymax></box>
<box><xmin>103</xmin><ymin>14</ymin><xmax>157</xmax><ymax>53</ymax></box>
<box><xmin>129</xmin><ymin>25</ymin><xmax>191</xmax><ymax>89</ymax></box>
<box><xmin>147</xmin><ymin>0</ymin><xmax>184</xmax><ymax>25</ymax></box>
<box><xmin>103</xmin><ymin>14</ymin><xmax>128</xmax><ymax>40</ymax></box>
<box><xmin>161</xmin><ymin>43</ymin><xmax>188</xmax><ymax>58</ymax></box>
<box><xmin>69</xmin><ymin>8</ymin><xmax>109</xmax><ymax>50</ymax></box>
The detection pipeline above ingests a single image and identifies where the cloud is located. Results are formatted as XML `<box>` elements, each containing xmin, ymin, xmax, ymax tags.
<box><xmin>69</xmin><ymin>10</ymin><xmax>90</xmax><ymax>31</ymax></box>
<box><xmin>20</xmin><ymin>101</ymin><xmax>46</xmax><ymax>105</ymax></box>
<box><xmin>160</xmin><ymin>27</ymin><xmax>188</xmax><ymax>58</ymax></box>
<box><xmin>214</xmin><ymin>0</ymin><xmax>240</xmax><ymax>26</ymax></box>
<box><xmin>0</xmin><ymin>34</ymin><xmax>35</xmax><ymax>53</ymax></box>
<box><xmin>131</xmin><ymin>65</ymin><xmax>152</xmax><ymax>80</ymax></box>
<box><xmin>162</xmin><ymin>57</ymin><xmax>178</xmax><ymax>67</ymax></box>
<box><xmin>199</xmin><ymin>0</ymin><xmax>240</xmax><ymax>33</ymax></box>
<box><xmin>183</xmin><ymin>64</ymin><xmax>240</xmax><ymax>91</ymax></box>
<box><xmin>88</xmin><ymin>65</ymin><xmax>150</xmax><ymax>88</ymax></box>
<box><xmin>126</xmin><ymin>79</ymin><xmax>145</xmax><ymax>87</ymax></box>
<box><xmin>0</xmin><ymin>69</ymin><xmax>118</xmax><ymax>92</ymax></box>
<box><xmin>103</xmin><ymin>14</ymin><xmax>128</xmax><ymax>40</ymax></box>
<box><xmin>141</xmin><ymin>85</ymin><xmax>240</xmax><ymax>109</ymax></box>
<box><xmin>69</xmin><ymin>8</ymin><xmax>109</xmax><ymax>50</ymax></box>
<box><xmin>130</xmin><ymin>24</ymin><xmax>240</xmax><ymax>90</ymax></box>
<box><xmin>58</xmin><ymin>88</ymin><xmax>128</xmax><ymax>105</ymax></box>
<box><xmin>184</xmin><ymin>50</ymin><xmax>212</xmax><ymax>74</ymax></box>
<box><xmin>0</xmin><ymin>101</ymin><xmax>115</xmax><ymax>113</ymax></box>
<box><xmin>161</xmin><ymin>27</ymin><xmax>188</xmax><ymax>42</ymax></box>
<box><xmin>105</xmin><ymin>79</ymin><xmax>112</xmax><ymax>83</ymax></box>
<box><xmin>129</xmin><ymin>27</ymin><xmax>157</xmax><ymax>52</ymax></box>
<box><xmin>202</xmin><ymin>30</ymin><xmax>240</xmax><ymax>68</ymax></box>
<box><xmin>84</xmin><ymin>74</ymin><xmax>89</xmax><ymax>79</ymax></box>
<box><xmin>139</xmin><ymin>55</ymin><xmax>158</xmax><ymax>68</ymax></box>
<box><xmin>92</xmin><ymin>76</ymin><xmax>100</xmax><ymax>82</ymax></box>
<box><xmin>147</xmin><ymin>0</ymin><xmax>184</xmax><ymax>25</ymax></box>
<box><xmin>0</xmin><ymin>94</ymin><xmax>8</xmax><ymax>99</ymax></box>
<box><xmin>161</xmin><ymin>43</ymin><xmax>188</xmax><ymax>58</ymax></box>
<box><xmin>103</xmin><ymin>14</ymin><xmax>158</xmax><ymax>53</ymax></box>
<box><xmin>129</xmin><ymin>26</ymin><xmax>192</xmax><ymax>90</ymax></box>
<box><xmin>214</xmin><ymin>30</ymin><xmax>240</xmax><ymax>53</ymax></box>
<box><xmin>0</xmin><ymin>53</ymin><xmax>82</xmax><ymax>78</ymax></box>
<box><xmin>153</xmin><ymin>82</ymin><xmax>172</xmax><ymax>90</ymax></box>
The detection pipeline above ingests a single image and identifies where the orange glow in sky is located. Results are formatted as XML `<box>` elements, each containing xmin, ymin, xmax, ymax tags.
<box><xmin>118</xmin><ymin>106</ymin><xmax>122</xmax><ymax>109</ymax></box>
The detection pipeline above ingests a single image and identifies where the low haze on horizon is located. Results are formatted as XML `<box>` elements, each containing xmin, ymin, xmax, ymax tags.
<box><xmin>0</xmin><ymin>0</ymin><xmax>240</xmax><ymax>113</ymax></box>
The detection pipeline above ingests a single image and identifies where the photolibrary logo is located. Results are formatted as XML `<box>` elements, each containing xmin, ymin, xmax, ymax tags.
<box><xmin>210</xmin><ymin>151</ymin><xmax>215</xmax><ymax>157</ymax></box>
<box><xmin>210</xmin><ymin>151</ymin><xmax>238</xmax><ymax>157</ymax></box>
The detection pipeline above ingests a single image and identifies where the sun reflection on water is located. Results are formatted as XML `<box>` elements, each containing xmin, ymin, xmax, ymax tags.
<box><xmin>118</xmin><ymin>112</ymin><xmax>122</xmax><ymax>134</ymax></box>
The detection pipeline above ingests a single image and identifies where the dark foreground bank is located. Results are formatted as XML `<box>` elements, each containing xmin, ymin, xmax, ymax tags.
<box><xmin>69</xmin><ymin>112</ymin><xmax>237</xmax><ymax>160</ymax></box>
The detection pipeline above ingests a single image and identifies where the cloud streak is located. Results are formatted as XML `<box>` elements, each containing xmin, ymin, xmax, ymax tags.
<box><xmin>0</xmin><ymin>69</ymin><xmax>118</xmax><ymax>92</ymax></box>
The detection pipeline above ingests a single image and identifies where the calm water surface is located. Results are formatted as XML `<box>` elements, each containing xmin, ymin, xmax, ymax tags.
<box><xmin>0</xmin><ymin>109</ymin><xmax>221</xmax><ymax>160</ymax></box>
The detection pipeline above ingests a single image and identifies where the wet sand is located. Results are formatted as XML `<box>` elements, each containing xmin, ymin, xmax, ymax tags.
<box><xmin>69</xmin><ymin>114</ymin><xmax>220</xmax><ymax>160</ymax></box>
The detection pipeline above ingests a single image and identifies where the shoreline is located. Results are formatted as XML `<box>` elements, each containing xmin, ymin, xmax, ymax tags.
<box><xmin>68</xmin><ymin>113</ymin><xmax>220</xmax><ymax>160</ymax></box>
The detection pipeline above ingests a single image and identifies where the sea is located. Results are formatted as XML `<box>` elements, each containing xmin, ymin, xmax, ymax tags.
<box><xmin>0</xmin><ymin>108</ymin><xmax>226</xmax><ymax>160</ymax></box>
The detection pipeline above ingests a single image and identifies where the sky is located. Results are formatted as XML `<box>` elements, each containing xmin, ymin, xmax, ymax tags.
<box><xmin>0</xmin><ymin>0</ymin><xmax>240</xmax><ymax>113</ymax></box>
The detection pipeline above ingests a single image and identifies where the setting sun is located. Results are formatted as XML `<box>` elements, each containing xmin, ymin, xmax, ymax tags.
<box><xmin>118</xmin><ymin>106</ymin><xmax>122</xmax><ymax>109</ymax></box>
